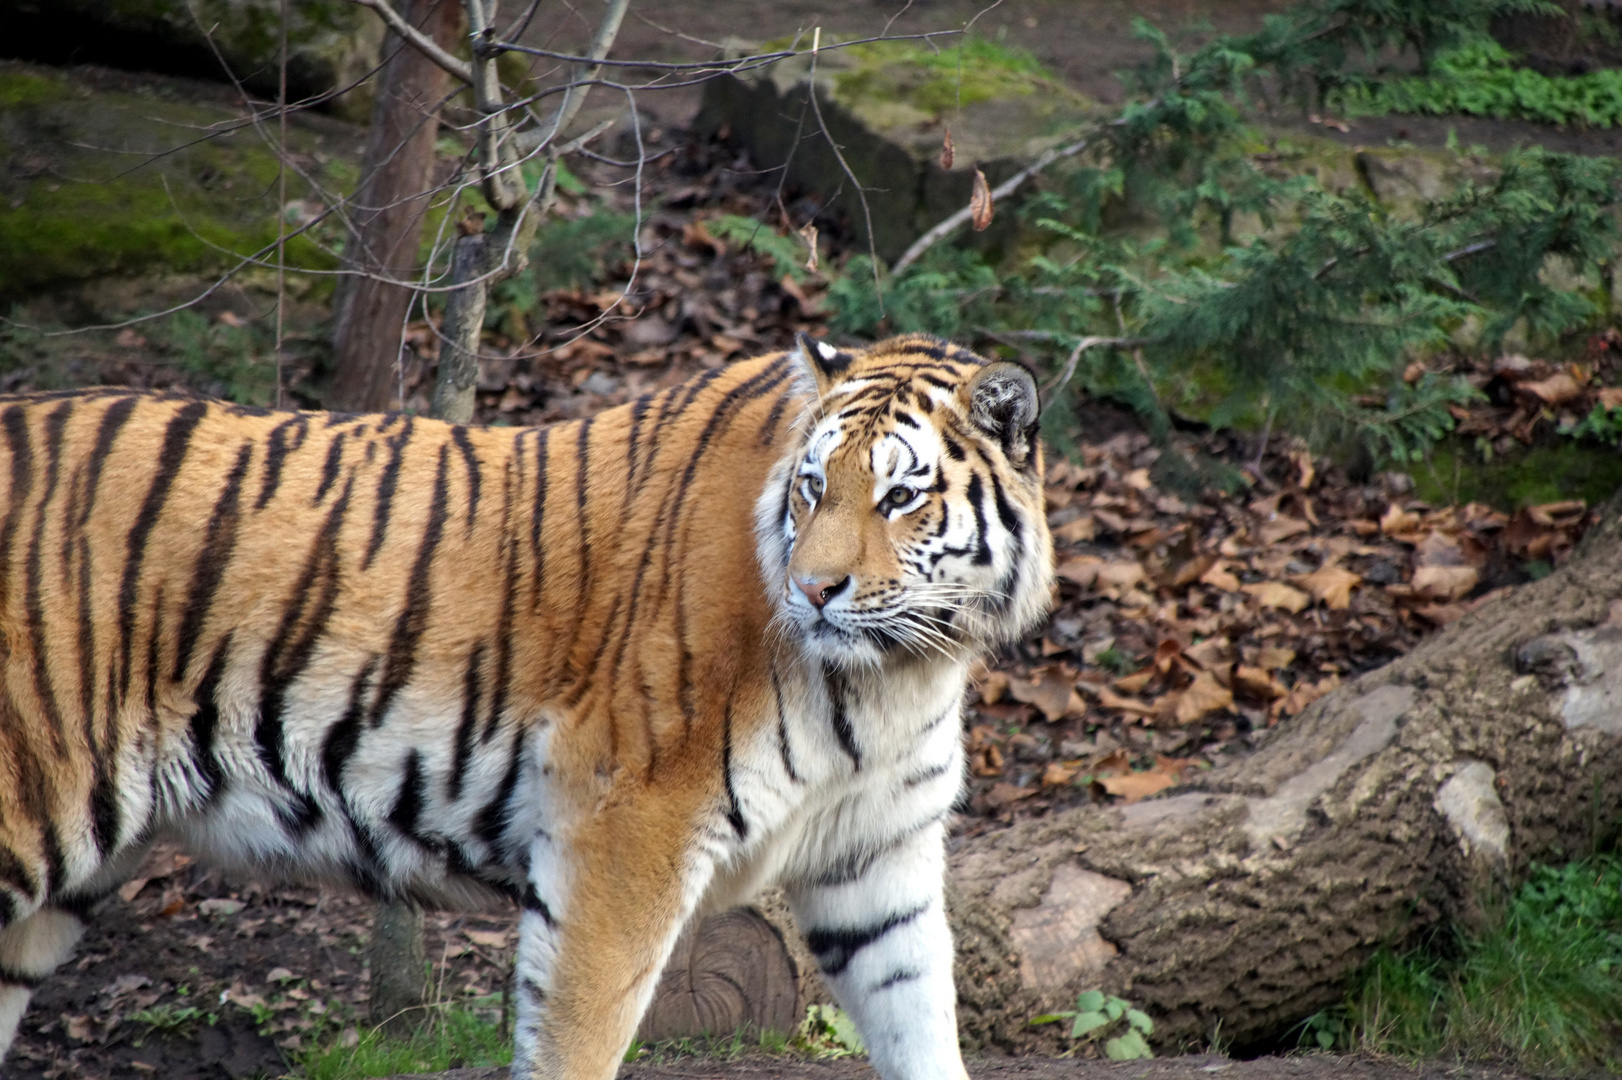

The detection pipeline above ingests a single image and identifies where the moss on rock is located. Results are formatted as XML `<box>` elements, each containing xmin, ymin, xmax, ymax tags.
<box><xmin>0</xmin><ymin>61</ymin><xmax>353</xmax><ymax>298</ymax></box>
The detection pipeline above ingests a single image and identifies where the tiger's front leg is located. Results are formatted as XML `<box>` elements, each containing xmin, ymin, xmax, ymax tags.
<box><xmin>510</xmin><ymin>813</ymin><xmax>706</xmax><ymax>1080</ymax></box>
<box><xmin>788</xmin><ymin>821</ymin><xmax>970</xmax><ymax>1080</ymax></box>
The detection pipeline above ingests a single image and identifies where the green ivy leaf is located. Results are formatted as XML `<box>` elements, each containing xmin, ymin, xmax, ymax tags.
<box><xmin>1105</xmin><ymin>1030</ymin><xmax>1154</xmax><ymax>1060</ymax></box>
<box><xmin>1071</xmin><ymin>1011</ymin><xmax>1110</xmax><ymax>1038</ymax></box>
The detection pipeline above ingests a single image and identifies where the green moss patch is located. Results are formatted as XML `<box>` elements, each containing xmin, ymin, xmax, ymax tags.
<box><xmin>1413</xmin><ymin>440</ymin><xmax>1622</xmax><ymax>510</ymax></box>
<box><xmin>0</xmin><ymin>61</ymin><xmax>351</xmax><ymax>298</ymax></box>
<box><xmin>832</xmin><ymin>38</ymin><xmax>1062</xmax><ymax>118</ymax></box>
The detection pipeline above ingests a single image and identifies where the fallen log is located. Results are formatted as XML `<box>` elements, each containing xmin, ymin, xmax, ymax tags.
<box><xmin>663</xmin><ymin>500</ymin><xmax>1622</xmax><ymax>1051</ymax></box>
<box><xmin>945</xmin><ymin>500</ymin><xmax>1622</xmax><ymax>1050</ymax></box>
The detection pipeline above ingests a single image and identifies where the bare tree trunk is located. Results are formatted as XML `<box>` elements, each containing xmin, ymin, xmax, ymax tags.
<box><xmin>937</xmin><ymin>499</ymin><xmax>1622</xmax><ymax>1052</ymax></box>
<box><xmin>368</xmin><ymin>899</ymin><xmax>430</xmax><ymax>1034</ymax></box>
<box><xmin>328</xmin><ymin>0</ymin><xmax>461</xmax><ymax>412</ymax></box>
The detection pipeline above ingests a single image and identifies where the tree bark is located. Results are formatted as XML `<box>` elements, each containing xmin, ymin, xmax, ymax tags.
<box><xmin>368</xmin><ymin>899</ymin><xmax>429</xmax><ymax>1035</ymax></box>
<box><xmin>328</xmin><ymin>0</ymin><xmax>461</xmax><ymax>412</ymax></box>
<box><xmin>939</xmin><ymin>499</ymin><xmax>1622</xmax><ymax>1052</ymax></box>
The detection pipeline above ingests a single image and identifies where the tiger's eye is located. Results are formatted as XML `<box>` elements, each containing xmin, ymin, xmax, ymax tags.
<box><xmin>885</xmin><ymin>486</ymin><xmax>915</xmax><ymax>508</ymax></box>
<box><xmin>804</xmin><ymin>475</ymin><xmax>824</xmax><ymax>499</ymax></box>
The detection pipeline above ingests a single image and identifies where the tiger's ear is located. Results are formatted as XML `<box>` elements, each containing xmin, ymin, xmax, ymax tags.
<box><xmin>966</xmin><ymin>361</ymin><xmax>1040</xmax><ymax>470</ymax></box>
<box><xmin>792</xmin><ymin>332</ymin><xmax>854</xmax><ymax>397</ymax></box>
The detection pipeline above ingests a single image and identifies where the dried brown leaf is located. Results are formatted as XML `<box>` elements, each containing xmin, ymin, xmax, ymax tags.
<box><xmin>1242</xmin><ymin>580</ymin><xmax>1311</xmax><ymax>613</ymax></box>
<box><xmin>984</xmin><ymin>781</ymin><xmax>1037</xmax><ymax>808</ymax></box>
<box><xmin>1183</xmin><ymin>636</ymin><xmax>1232</xmax><ymax>670</ymax></box>
<box><xmin>1381</xmin><ymin>503</ymin><xmax>1421</xmax><ymax>535</ymax></box>
<box><xmin>1300</xmin><ymin>565</ymin><xmax>1361</xmax><ymax>609</ymax></box>
<box><xmin>1056</xmin><ymin>554</ymin><xmax>1103</xmax><ymax>586</ymax></box>
<box><xmin>1258</xmin><ymin>516</ymin><xmax>1311</xmax><ymax>545</ymax></box>
<box><xmin>1114</xmin><ymin>668</ymin><xmax>1155</xmax><ymax>694</ymax></box>
<box><xmin>1520</xmin><ymin>371</ymin><xmax>1582</xmax><ymax>406</ymax></box>
<box><xmin>1200</xmin><ymin>562</ymin><xmax>1243</xmax><ymax>592</ymax></box>
<box><xmin>1098</xmin><ymin>687</ymin><xmax>1157</xmax><ymax>718</ymax></box>
<box><xmin>1256</xmin><ymin>646</ymin><xmax>1296</xmax><ymax>671</ymax></box>
<box><xmin>1175</xmin><ymin>670</ymin><xmax>1233</xmax><ymax>725</ymax></box>
<box><xmin>1052</xmin><ymin>515</ymin><xmax>1097</xmax><ymax>544</ymax></box>
<box><xmin>1235</xmin><ymin>664</ymin><xmax>1286</xmax><ymax>699</ymax></box>
<box><xmin>1042</xmin><ymin>760</ymin><xmax>1083</xmax><ymax>787</ymax></box>
<box><xmin>1097</xmin><ymin>770</ymin><xmax>1177</xmax><ymax>804</ymax></box>
<box><xmin>939</xmin><ymin>126</ymin><xmax>955</xmax><ymax>170</ymax></box>
<box><xmin>1411</xmin><ymin>564</ymin><xmax>1478</xmax><ymax>600</ymax></box>
<box><xmin>970</xmin><ymin>169</ymin><xmax>993</xmax><ymax>231</ymax></box>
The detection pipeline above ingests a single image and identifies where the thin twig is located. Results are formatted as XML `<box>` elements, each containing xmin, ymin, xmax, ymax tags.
<box><xmin>804</xmin><ymin>27</ymin><xmax>884</xmax><ymax>305</ymax></box>
<box><xmin>349</xmin><ymin>0</ymin><xmax>474</xmax><ymax>83</ymax></box>
<box><xmin>275</xmin><ymin>0</ymin><xmax>289</xmax><ymax>409</ymax></box>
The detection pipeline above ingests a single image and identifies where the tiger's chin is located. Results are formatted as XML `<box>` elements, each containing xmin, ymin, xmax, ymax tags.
<box><xmin>788</xmin><ymin>605</ymin><xmax>978</xmax><ymax>671</ymax></box>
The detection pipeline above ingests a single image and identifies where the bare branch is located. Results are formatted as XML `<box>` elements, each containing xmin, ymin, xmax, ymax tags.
<box><xmin>349</xmin><ymin>0</ymin><xmax>474</xmax><ymax>83</ymax></box>
<box><xmin>892</xmin><ymin>135</ymin><xmax>1091</xmax><ymax>274</ymax></box>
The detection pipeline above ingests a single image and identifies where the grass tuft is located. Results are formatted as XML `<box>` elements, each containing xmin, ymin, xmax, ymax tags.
<box><xmin>300</xmin><ymin>1002</ymin><xmax>511</xmax><ymax>1080</ymax></box>
<box><xmin>1307</xmin><ymin>855</ymin><xmax>1622</xmax><ymax>1072</ymax></box>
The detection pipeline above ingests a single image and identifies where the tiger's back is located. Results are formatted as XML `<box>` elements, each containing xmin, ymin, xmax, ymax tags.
<box><xmin>0</xmin><ymin>356</ymin><xmax>798</xmax><ymax>906</ymax></box>
<box><xmin>0</xmin><ymin>335</ymin><xmax>1054</xmax><ymax>1080</ymax></box>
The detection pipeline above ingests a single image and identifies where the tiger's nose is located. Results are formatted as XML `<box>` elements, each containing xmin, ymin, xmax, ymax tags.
<box><xmin>795</xmin><ymin>575</ymin><xmax>850</xmax><ymax>609</ymax></box>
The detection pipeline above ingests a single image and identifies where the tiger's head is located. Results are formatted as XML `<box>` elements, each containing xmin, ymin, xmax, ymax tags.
<box><xmin>757</xmin><ymin>333</ymin><xmax>1054</xmax><ymax>669</ymax></box>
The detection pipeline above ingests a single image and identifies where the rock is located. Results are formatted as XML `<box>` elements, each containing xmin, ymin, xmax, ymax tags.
<box><xmin>693</xmin><ymin>38</ymin><xmax>1094</xmax><ymax>263</ymax></box>
<box><xmin>1</xmin><ymin>0</ymin><xmax>384</xmax><ymax>121</ymax></box>
<box><xmin>1354</xmin><ymin>147</ymin><xmax>1500</xmax><ymax>217</ymax></box>
<box><xmin>0</xmin><ymin>60</ymin><xmax>359</xmax><ymax>297</ymax></box>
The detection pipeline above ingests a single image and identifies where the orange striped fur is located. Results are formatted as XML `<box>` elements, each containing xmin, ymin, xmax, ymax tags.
<box><xmin>0</xmin><ymin>334</ymin><xmax>1052</xmax><ymax>1079</ymax></box>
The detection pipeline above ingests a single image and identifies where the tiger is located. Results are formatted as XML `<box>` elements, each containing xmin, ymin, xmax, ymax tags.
<box><xmin>0</xmin><ymin>332</ymin><xmax>1052</xmax><ymax>1080</ymax></box>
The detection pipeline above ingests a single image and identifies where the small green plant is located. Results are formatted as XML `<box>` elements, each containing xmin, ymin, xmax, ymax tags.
<box><xmin>1334</xmin><ymin>40</ymin><xmax>1622</xmax><ymax>128</ymax></box>
<box><xmin>145</xmin><ymin>309</ymin><xmax>280</xmax><ymax>405</ymax></box>
<box><xmin>794</xmin><ymin>1004</ymin><xmax>866</xmax><ymax>1057</ymax></box>
<box><xmin>1031</xmin><ymin>989</ymin><xmax>1155</xmax><ymax>1060</ymax></box>
<box><xmin>708</xmin><ymin>215</ymin><xmax>817</xmax><ymax>283</ymax></box>
<box><xmin>1093</xmin><ymin>648</ymin><xmax>1139</xmax><ymax>676</ymax></box>
<box><xmin>1561</xmin><ymin>404</ymin><xmax>1622</xmax><ymax>447</ymax></box>
<box><xmin>127</xmin><ymin>1004</ymin><xmax>216</xmax><ymax>1044</ymax></box>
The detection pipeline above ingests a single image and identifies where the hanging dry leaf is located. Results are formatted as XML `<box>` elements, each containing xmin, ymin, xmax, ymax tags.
<box><xmin>1300</xmin><ymin>565</ymin><xmax>1362</xmax><ymax>609</ymax></box>
<box><xmin>970</xmin><ymin>168</ymin><xmax>993</xmax><ymax>231</ymax></box>
<box><xmin>798</xmin><ymin>221</ymin><xmax>819</xmax><ymax>273</ymax></box>
<box><xmin>1175</xmin><ymin>670</ymin><xmax>1234</xmax><ymax>725</ymax></box>
<box><xmin>1242</xmin><ymin>581</ymin><xmax>1311</xmax><ymax>613</ymax></box>
<box><xmin>1411</xmin><ymin>564</ymin><xmax>1478</xmax><ymax>600</ymax></box>
<box><xmin>939</xmin><ymin>126</ymin><xmax>955</xmax><ymax>170</ymax></box>
<box><xmin>1097</xmin><ymin>770</ymin><xmax>1177</xmax><ymax>804</ymax></box>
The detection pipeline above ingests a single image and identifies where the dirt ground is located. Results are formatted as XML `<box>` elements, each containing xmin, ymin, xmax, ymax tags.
<box><xmin>394</xmin><ymin>1054</ymin><xmax>1544</xmax><ymax>1080</ymax></box>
